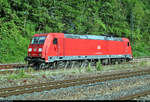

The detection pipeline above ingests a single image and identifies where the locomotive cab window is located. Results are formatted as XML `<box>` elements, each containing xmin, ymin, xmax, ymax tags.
<box><xmin>127</xmin><ymin>42</ymin><xmax>130</xmax><ymax>46</ymax></box>
<box><xmin>53</xmin><ymin>38</ymin><xmax>57</xmax><ymax>44</ymax></box>
<box><xmin>31</xmin><ymin>36</ymin><xmax>46</xmax><ymax>44</ymax></box>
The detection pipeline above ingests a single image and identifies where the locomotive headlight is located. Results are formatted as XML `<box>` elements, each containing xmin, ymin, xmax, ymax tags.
<box><xmin>28</xmin><ymin>48</ymin><xmax>32</xmax><ymax>52</ymax></box>
<box><xmin>38</xmin><ymin>48</ymin><xmax>42</xmax><ymax>52</ymax></box>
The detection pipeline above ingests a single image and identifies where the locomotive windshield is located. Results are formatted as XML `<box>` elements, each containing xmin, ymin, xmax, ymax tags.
<box><xmin>31</xmin><ymin>36</ymin><xmax>47</xmax><ymax>44</ymax></box>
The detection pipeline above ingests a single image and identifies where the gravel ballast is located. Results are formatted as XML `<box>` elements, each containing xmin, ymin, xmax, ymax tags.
<box><xmin>0</xmin><ymin>61</ymin><xmax>149</xmax><ymax>100</ymax></box>
<box><xmin>2</xmin><ymin>74</ymin><xmax>150</xmax><ymax>100</ymax></box>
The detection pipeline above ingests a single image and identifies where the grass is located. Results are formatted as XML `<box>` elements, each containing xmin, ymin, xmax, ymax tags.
<box><xmin>102</xmin><ymin>60</ymin><xmax>150</xmax><ymax>71</ymax></box>
<box><xmin>4</xmin><ymin>60</ymin><xmax>150</xmax><ymax>80</ymax></box>
<box><xmin>139</xmin><ymin>61</ymin><xmax>147</xmax><ymax>67</ymax></box>
<box><xmin>78</xmin><ymin>67</ymin><xmax>83</xmax><ymax>73</ymax></box>
<box><xmin>86</xmin><ymin>63</ymin><xmax>92</xmax><ymax>72</ymax></box>
<box><xmin>115</xmin><ymin>64</ymin><xmax>121</xmax><ymax>69</ymax></box>
<box><xmin>96</xmin><ymin>61</ymin><xmax>103</xmax><ymax>71</ymax></box>
<box><xmin>71</xmin><ymin>71</ymin><xmax>76</xmax><ymax>74</ymax></box>
<box><xmin>51</xmin><ymin>72</ymin><xmax>57</xmax><ymax>76</ymax></box>
<box><xmin>7</xmin><ymin>69</ymin><xmax>31</xmax><ymax>80</ymax></box>
<box><xmin>27</xmin><ymin>67</ymin><xmax>35</xmax><ymax>73</ymax></box>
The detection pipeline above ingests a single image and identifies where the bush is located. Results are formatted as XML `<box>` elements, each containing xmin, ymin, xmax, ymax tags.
<box><xmin>1</xmin><ymin>0</ymin><xmax>150</xmax><ymax>63</ymax></box>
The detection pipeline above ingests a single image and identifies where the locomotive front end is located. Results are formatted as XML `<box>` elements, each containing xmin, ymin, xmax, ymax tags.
<box><xmin>25</xmin><ymin>34</ymin><xmax>47</xmax><ymax>66</ymax></box>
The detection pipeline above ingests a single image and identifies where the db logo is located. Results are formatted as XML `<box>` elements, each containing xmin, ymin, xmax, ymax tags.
<box><xmin>97</xmin><ymin>45</ymin><xmax>101</xmax><ymax>49</ymax></box>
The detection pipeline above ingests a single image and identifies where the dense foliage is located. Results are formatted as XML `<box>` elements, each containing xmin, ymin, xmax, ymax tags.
<box><xmin>0</xmin><ymin>0</ymin><xmax>150</xmax><ymax>63</ymax></box>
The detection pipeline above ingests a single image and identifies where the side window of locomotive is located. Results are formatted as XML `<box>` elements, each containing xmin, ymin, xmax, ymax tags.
<box><xmin>127</xmin><ymin>42</ymin><xmax>130</xmax><ymax>46</ymax></box>
<box><xmin>53</xmin><ymin>38</ymin><xmax>57</xmax><ymax>44</ymax></box>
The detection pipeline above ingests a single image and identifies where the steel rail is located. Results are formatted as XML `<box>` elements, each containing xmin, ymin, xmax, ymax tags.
<box><xmin>0</xmin><ymin>64</ymin><xmax>26</xmax><ymax>70</ymax></box>
<box><xmin>115</xmin><ymin>90</ymin><xmax>150</xmax><ymax>100</ymax></box>
<box><xmin>0</xmin><ymin>60</ymin><xmax>146</xmax><ymax>71</ymax></box>
<box><xmin>0</xmin><ymin>69</ymin><xmax>30</xmax><ymax>74</ymax></box>
<box><xmin>0</xmin><ymin>60</ymin><xmax>145</xmax><ymax>75</ymax></box>
<box><xmin>0</xmin><ymin>68</ymin><xmax>150</xmax><ymax>97</ymax></box>
<box><xmin>0</xmin><ymin>56</ymin><xmax>149</xmax><ymax>71</ymax></box>
<box><xmin>0</xmin><ymin>70</ymin><xmax>18</xmax><ymax>74</ymax></box>
<box><xmin>0</xmin><ymin>59</ymin><xmax>148</xmax><ymax>75</ymax></box>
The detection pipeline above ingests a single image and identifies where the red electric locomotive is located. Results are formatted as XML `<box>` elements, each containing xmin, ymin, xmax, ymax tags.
<box><xmin>25</xmin><ymin>33</ymin><xmax>132</xmax><ymax>69</ymax></box>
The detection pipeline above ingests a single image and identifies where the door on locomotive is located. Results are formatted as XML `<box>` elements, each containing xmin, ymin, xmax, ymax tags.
<box><xmin>126</xmin><ymin>41</ymin><xmax>132</xmax><ymax>56</ymax></box>
<box><xmin>52</xmin><ymin>37</ymin><xmax>64</xmax><ymax>57</ymax></box>
<box><xmin>53</xmin><ymin>38</ymin><xmax>59</xmax><ymax>56</ymax></box>
<box><xmin>124</xmin><ymin>41</ymin><xmax>131</xmax><ymax>55</ymax></box>
<box><xmin>122</xmin><ymin>38</ymin><xmax>132</xmax><ymax>60</ymax></box>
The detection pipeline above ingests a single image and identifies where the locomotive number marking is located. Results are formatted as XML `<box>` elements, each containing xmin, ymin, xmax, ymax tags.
<box><xmin>96</xmin><ymin>52</ymin><xmax>102</xmax><ymax>54</ymax></box>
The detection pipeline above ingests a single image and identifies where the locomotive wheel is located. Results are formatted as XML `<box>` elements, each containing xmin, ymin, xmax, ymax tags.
<box><xmin>90</xmin><ymin>60</ymin><xmax>96</xmax><ymax>66</ymax></box>
<box><xmin>76</xmin><ymin>61</ymin><xmax>82</xmax><ymax>68</ymax></box>
<box><xmin>56</xmin><ymin>61</ymin><xmax>66</xmax><ymax>69</ymax></box>
<box><xmin>81</xmin><ymin>60</ymin><xmax>89</xmax><ymax>68</ymax></box>
<box><xmin>71</xmin><ymin>61</ymin><xmax>75</xmax><ymax>68</ymax></box>
<box><xmin>65</xmin><ymin>61</ymin><xmax>73</xmax><ymax>69</ymax></box>
<box><xmin>121</xmin><ymin>59</ymin><xmax>127</xmax><ymax>63</ymax></box>
<box><xmin>32</xmin><ymin>63</ymin><xmax>40</xmax><ymax>70</ymax></box>
<box><xmin>27</xmin><ymin>61</ymin><xmax>34</xmax><ymax>67</ymax></box>
<box><xmin>116</xmin><ymin>59</ymin><xmax>121</xmax><ymax>64</ymax></box>
<box><xmin>63</xmin><ymin>61</ymin><xmax>79</xmax><ymax>69</ymax></box>
<box><xmin>101</xmin><ymin>59</ymin><xmax>109</xmax><ymax>65</ymax></box>
<box><xmin>39</xmin><ymin>63</ymin><xmax>44</xmax><ymax>69</ymax></box>
<box><xmin>111</xmin><ymin>59</ymin><xmax>116</xmax><ymax>65</ymax></box>
<box><xmin>49</xmin><ymin>62</ymin><xmax>56</xmax><ymax>69</ymax></box>
<box><xmin>32</xmin><ymin>63</ymin><xmax>46</xmax><ymax>70</ymax></box>
<box><xmin>64</xmin><ymin>61</ymin><xmax>70</xmax><ymax>69</ymax></box>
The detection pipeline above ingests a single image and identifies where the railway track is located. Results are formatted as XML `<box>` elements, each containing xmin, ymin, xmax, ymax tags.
<box><xmin>1</xmin><ymin>57</ymin><xmax>149</xmax><ymax>70</ymax></box>
<box><xmin>116</xmin><ymin>89</ymin><xmax>150</xmax><ymax>100</ymax></box>
<box><xmin>0</xmin><ymin>64</ymin><xmax>27</xmax><ymax>70</ymax></box>
<box><xmin>0</xmin><ymin>57</ymin><xmax>149</xmax><ymax>74</ymax></box>
<box><xmin>1</xmin><ymin>68</ymin><xmax>150</xmax><ymax>98</ymax></box>
<box><xmin>0</xmin><ymin>69</ymin><xmax>31</xmax><ymax>74</ymax></box>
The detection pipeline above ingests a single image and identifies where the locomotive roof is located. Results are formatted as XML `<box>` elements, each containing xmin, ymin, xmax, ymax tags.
<box><xmin>64</xmin><ymin>34</ymin><xmax>123</xmax><ymax>41</ymax></box>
